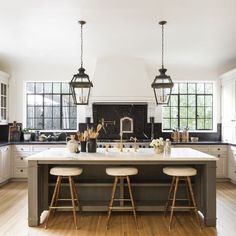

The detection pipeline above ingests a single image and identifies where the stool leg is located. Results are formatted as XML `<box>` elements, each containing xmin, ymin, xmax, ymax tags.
<box><xmin>169</xmin><ymin>176</ymin><xmax>179</xmax><ymax>230</ymax></box>
<box><xmin>164</xmin><ymin>176</ymin><xmax>176</xmax><ymax>216</ymax></box>
<box><xmin>45</xmin><ymin>176</ymin><xmax>60</xmax><ymax>229</ymax></box>
<box><xmin>69</xmin><ymin>176</ymin><xmax>78</xmax><ymax>230</ymax></box>
<box><xmin>52</xmin><ymin>176</ymin><xmax>62</xmax><ymax>216</ymax></box>
<box><xmin>186</xmin><ymin>176</ymin><xmax>202</xmax><ymax>229</ymax></box>
<box><xmin>106</xmin><ymin>176</ymin><xmax>118</xmax><ymax>230</ymax></box>
<box><xmin>184</xmin><ymin>177</ymin><xmax>193</xmax><ymax>216</ymax></box>
<box><xmin>126</xmin><ymin>176</ymin><xmax>138</xmax><ymax>229</ymax></box>
<box><xmin>72</xmin><ymin>178</ymin><xmax>80</xmax><ymax>211</ymax></box>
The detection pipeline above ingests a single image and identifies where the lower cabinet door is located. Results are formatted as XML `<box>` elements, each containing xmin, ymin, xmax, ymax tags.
<box><xmin>228</xmin><ymin>166</ymin><xmax>236</xmax><ymax>182</ymax></box>
<box><xmin>216</xmin><ymin>157</ymin><xmax>227</xmax><ymax>178</ymax></box>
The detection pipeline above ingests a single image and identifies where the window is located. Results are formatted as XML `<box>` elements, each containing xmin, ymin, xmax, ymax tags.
<box><xmin>162</xmin><ymin>82</ymin><xmax>213</xmax><ymax>131</ymax></box>
<box><xmin>26</xmin><ymin>82</ymin><xmax>77</xmax><ymax>130</ymax></box>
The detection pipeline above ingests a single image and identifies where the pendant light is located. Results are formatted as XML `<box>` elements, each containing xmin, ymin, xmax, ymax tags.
<box><xmin>70</xmin><ymin>20</ymin><xmax>93</xmax><ymax>105</ymax></box>
<box><xmin>151</xmin><ymin>21</ymin><xmax>173</xmax><ymax>105</ymax></box>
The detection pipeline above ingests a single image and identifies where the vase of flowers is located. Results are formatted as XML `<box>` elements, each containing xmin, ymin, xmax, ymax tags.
<box><xmin>150</xmin><ymin>138</ymin><xmax>164</xmax><ymax>154</ymax></box>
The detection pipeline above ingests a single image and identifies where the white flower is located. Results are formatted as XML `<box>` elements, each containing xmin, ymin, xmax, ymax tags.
<box><xmin>150</xmin><ymin>138</ymin><xmax>164</xmax><ymax>148</ymax></box>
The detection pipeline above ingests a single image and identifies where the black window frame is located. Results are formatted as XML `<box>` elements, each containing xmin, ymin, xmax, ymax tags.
<box><xmin>26</xmin><ymin>82</ymin><xmax>77</xmax><ymax>130</ymax></box>
<box><xmin>162</xmin><ymin>82</ymin><xmax>213</xmax><ymax>131</ymax></box>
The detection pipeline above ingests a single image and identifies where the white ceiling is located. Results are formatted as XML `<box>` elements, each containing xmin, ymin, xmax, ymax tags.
<box><xmin>0</xmin><ymin>0</ymin><xmax>236</xmax><ymax>72</ymax></box>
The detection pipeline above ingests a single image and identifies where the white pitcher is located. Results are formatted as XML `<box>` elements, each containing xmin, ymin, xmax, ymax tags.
<box><xmin>67</xmin><ymin>135</ymin><xmax>79</xmax><ymax>153</ymax></box>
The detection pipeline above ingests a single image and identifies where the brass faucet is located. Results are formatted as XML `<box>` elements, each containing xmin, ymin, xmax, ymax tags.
<box><xmin>119</xmin><ymin>131</ymin><xmax>123</xmax><ymax>152</ymax></box>
<box><xmin>130</xmin><ymin>137</ymin><xmax>138</xmax><ymax>152</ymax></box>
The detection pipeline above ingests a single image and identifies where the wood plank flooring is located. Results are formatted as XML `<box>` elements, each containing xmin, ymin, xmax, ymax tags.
<box><xmin>0</xmin><ymin>181</ymin><xmax>236</xmax><ymax>236</ymax></box>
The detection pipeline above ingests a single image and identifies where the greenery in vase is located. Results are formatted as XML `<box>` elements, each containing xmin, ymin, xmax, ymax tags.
<box><xmin>22</xmin><ymin>128</ymin><xmax>31</xmax><ymax>134</ymax></box>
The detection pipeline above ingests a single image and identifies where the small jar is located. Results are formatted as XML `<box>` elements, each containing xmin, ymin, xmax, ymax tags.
<box><xmin>165</xmin><ymin>139</ymin><xmax>171</xmax><ymax>154</ymax></box>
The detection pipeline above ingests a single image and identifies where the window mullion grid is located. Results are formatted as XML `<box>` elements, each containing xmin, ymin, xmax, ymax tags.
<box><xmin>42</xmin><ymin>82</ymin><xmax>45</xmax><ymax>130</ymax></box>
<box><xmin>196</xmin><ymin>93</ymin><xmax>198</xmax><ymax>130</ymax></box>
<box><xmin>177</xmin><ymin>94</ymin><xmax>180</xmax><ymax>129</ymax></box>
<box><xmin>187</xmin><ymin>83</ymin><xmax>189</xmax><ymax>129</ymax></box>
<box><xmin>204</xmin><ymin>84</ymin><xmax>206</xmax><ymax>130</ymax></box>
<box><xmin>60</xmin><ymin>94</ymin><xmax>63</xmax><ymax>130</ymax></box>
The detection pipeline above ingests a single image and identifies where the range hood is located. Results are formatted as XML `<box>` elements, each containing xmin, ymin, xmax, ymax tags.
<box><xmin>91</xmin><ymin>57</ymin><xmax>153</xmax><ymax>100</ymax></box>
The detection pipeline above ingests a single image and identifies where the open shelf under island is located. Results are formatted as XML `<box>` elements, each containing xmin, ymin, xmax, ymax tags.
<box><xmin>27</xmin><ymin>147</ymin><xmax>218</xmax><ymax>227</ymax></box>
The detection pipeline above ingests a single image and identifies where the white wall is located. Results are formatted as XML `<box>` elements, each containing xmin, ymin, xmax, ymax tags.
<box><xmin>6</xmin><ymin>57</ymin><xmax>220</xmax><ymax>131</ymax></box>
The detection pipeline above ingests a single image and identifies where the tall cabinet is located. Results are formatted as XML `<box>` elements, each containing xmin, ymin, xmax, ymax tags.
<box><xmin>221</xmin><ymin>69</ymin><xmax>236</xmax><ymax>143</ymax></box>
<box><xmin>0</xmin><ymin>71</ymin><xmax>9</xmax><ymax>124</ymax></box>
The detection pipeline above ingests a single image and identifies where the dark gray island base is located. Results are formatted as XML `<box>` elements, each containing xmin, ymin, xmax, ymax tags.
<box><xmin>27</xmin><ymin>149</ymin><xmax>217</xmax><ymax>228</ymax></box>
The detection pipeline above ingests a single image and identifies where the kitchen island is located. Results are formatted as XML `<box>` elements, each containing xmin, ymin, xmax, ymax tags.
<box><xmin>27</xmin><ymin>147</ymin><xmax>217</xmax><ymax>227</ymax></box>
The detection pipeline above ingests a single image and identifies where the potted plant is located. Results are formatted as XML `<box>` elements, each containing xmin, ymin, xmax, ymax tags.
<box><xmin>22</xmin><ymin>128</ymin><xmax>31</xmax><ymax>141</ymax></box>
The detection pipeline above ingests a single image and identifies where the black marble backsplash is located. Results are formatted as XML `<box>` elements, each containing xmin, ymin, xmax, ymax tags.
<box><xmin>78</xmin><ymin>103</ymin><xmax>222</xmax><ymax>142</ymax></box>
<box><xmin>92</xmin><ymin>103</ymin><xmax>148</xmax><ymax>140</ymax></box>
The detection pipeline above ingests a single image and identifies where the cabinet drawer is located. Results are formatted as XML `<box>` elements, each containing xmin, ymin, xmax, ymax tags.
<box><xmin>211</xmin><ymin>154</ymin><xmax>227</xmax><ymax>158</ymax></box>
<box><xmin>229</xmin><ymin>152</ymin><xmax>236</xmax><ymax>166</ymax></box>
<box><xmin>228</xmin><ymin>166</ymin><xmax>236</xmax><ymax>181</ymax></box>
<box><xmin>32</xmin><ymin>145</ymin><xmax>65</xmax><ymax>153</ymax></box>
<box><xmin>14</xmin><ymin>167</ymin><xmax>28</xmax><ymax>178</ymax></box>
<box><xmin>187</xmin><ymin>146</ymin><xmax>209</xmax><ymax>154</ymax></box>
<box><xmin>13</xmin><ymin>145</ymin><xmax>31</xmax><ymax>152</ymax></box>
<box><xmin>209</xmin><ymin>145</ymin><xmax>227</xmax><ymax>154</ymax></box>
<box><xmin>14</xmin><ymin>155</ymin><xmax>28</xmax><ymax>167</ymax></box>
<box><xmin>32</xmin><ymin>146</ymin><xmax>51</xmax><ymax>153</ymax></box>
<box><xmin>174</xmin><ymin>145</ymin><xmax>209</xmax><ymax>153</ymax></box>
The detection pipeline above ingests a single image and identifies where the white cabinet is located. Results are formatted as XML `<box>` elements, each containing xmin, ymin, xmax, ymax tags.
<box><xmin>221</xmin><ymin>69</ymin><xmax>236</xmax><ymax>143</ymax></box>
<box><xmin>0</xmin><ymin>71</ymin><xmax>9</xmax><ymax>124</ymax></box>
<box><xmin>173</xmin><ymin>144</ymin><xmax>228</xmax><ymax>178</ymax></box>
<box><xmin>11</xmin><ymin>144</ymin><xmax>65</xmax><ymax>178</ymax></box>
<box><xmin>228</xmin><ymin>146</ymin><xmax>236</xmax><ymax>183</ymax></box>
<box><xmin>209</xmin><ymin>145</ymin><xmax>228</xmax><ymax>178</ymax></box>
<box><xmin>12</xmin><ymin>145</ymin><xmax>31</xmax><ymax>178</ymax></box>
<box><xmin>0</xmin><ymin>146</ymin><xmax>11</xmax><ymax>183</ymax></box>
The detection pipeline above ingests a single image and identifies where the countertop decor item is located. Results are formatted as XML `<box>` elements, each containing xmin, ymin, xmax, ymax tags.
<box><xmin>69</xmin><ymin>20</ymin><xmax>93</xmax><ymax>105</ymax></box>
<box><xmin>87</xmin><ymin>138</ymin><xmax>97</xmax><ymax>153</ymax></box>
<box><xmin>67</xmin><ymin>135</ymin><xmax>79</xmax><ymax>153</ymax></box>
<box><xmin>22</xmin><ymin>128</ymin><xmax>31</xmax><ymax>141</ymax></box>
<box><xmin>191</xmin><ymin>137</ymin><xmax>199</xmax><ymax>142</ymax></box>
<box><xmin>150</xmin><ymin>137</ymin><xmax>164</xmax><ymax>154</ymax></box>
<box><xmin>8</xmin><ymin>121</ymin><xmax>21</xmax><ymax>142</ymax></box>
<box><xmin>151</xmin><ymin>21</ymin><xmax>174</xmax><ymax>105</ymax></box>
<box><xmin>38</xmin><ymin>134</ymin><xmax>47</xmax><ymax>142</ymax></box>
<box><xmin>171</xmin><ymin>129</ymin><xmax>180</xmax><ymax>142</ymax></box>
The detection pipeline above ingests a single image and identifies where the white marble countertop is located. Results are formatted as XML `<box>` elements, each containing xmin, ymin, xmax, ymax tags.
<box><xmin>26</xmin><ymin>147</ymin><xmax>217</xmax><ymax>162</ymax></box>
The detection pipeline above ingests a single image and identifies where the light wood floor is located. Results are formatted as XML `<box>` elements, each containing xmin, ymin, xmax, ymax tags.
<box><xmin>0</xmin><ymin>181</ymin><xmax>236</xmax><ymax>236</ymax></box>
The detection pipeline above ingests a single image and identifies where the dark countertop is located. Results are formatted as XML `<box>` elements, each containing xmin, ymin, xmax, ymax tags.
<box><xmin>0</xmin><ymin>140</ymin><xmax>229</xmax><ymax>147</ymax></box>
<box><xmin>172</xmin><ymin>141</ymin><xmax>228</xmax><ymax>145</ymax></box>
<box><xmin>0</xmin><ymin>141</ymin><xmax>66</xmax><ymax>147</ymax></box>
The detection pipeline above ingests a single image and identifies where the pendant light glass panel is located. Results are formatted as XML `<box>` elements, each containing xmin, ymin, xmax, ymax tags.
<box><xmin>152</xmin><ymin>69</ymin><xmax>173</xmax><ymax>105</ymax></box>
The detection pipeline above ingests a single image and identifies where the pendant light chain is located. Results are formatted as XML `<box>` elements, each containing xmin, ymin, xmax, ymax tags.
<box><xmin>161</xmin><ymin>23</ymin><xmax>164</xmax><ymax>69</ymax></box>
<box><xmin>80</xmin><ymin>22</ymin><xmax>83</xmax><ymax>68</ymax></box>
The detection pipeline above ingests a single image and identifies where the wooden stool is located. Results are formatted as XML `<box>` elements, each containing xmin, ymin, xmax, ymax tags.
<box><xmin>45</xmin><ymin>167</ymin><xmax>83</xmax><ymax>230</ymax></box>
<box><xmin>163</xmin><ymin>166</ymin><xmax>201</xmax><ymax>230</ymax></box>
<box><xmin>106</xmin><ymin>167</ymin><xmax>138</xmax><ymax>229</ymax></box>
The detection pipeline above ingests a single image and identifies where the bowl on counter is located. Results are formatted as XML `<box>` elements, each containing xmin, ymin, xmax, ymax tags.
<box><xmin>190</xmin><ymin>137</ymin><xmax>199</xmax><ymax>142</ymax></box>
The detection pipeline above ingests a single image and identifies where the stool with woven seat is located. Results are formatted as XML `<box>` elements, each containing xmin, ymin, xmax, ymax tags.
<box><xmin>44</xmin><ymin>167</ymin><xmax>83</xmax><ymax>230</ymax></box>
<box><xmin>163</xmin><ymin>166</ymin><xmax>202</xmax><ymax>230</ymax></box>
<box><xmin>106</xmin><ymin>167</ymin><xmax>138</xmax><ymax>229</ymax></box>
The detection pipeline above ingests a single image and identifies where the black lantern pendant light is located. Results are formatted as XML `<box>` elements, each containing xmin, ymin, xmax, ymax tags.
<box><xmin>151</xmin><ymin>21</ymin><xmax>173</xmax><ymax>105</ymax></box>
<box><xmin>70</xmin><ymin>20</ymin><xmax>93</xmax><ymax>105</ymax></box>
